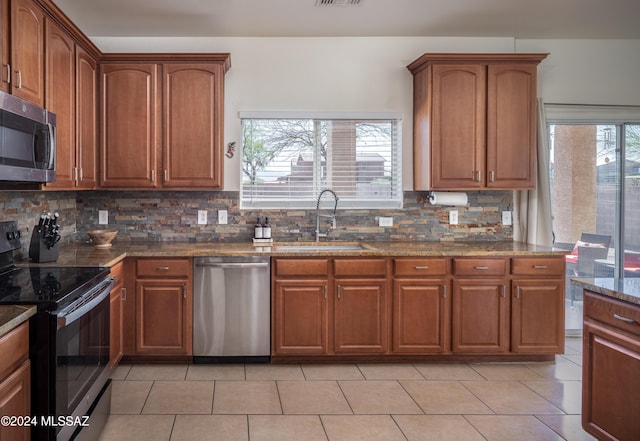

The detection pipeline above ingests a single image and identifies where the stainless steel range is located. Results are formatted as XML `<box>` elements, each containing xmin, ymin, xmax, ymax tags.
<box><xmin>0</xmin><ymin>221</ymin><xmax>113</xmax><ymax>441</ymax></box>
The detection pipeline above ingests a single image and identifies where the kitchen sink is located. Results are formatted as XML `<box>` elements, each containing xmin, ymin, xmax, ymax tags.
<box><xmin>275</xmin><ymin>244</ymin><xmax>365</xmax><ymax>252</ymax></box>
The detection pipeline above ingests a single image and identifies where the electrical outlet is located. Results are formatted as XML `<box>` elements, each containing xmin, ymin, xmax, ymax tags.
<box><xmin>379</xmin><ymin>217</ymin><xmax>393</xmax><ymax>227</ymax></box>
<box><xmin>98</xmin><ymin>210</ymin><xmax>108</xmax><ymax>225</ymax></box>
<box><xmin>197</xmin><ymin>210</ymin><xmax>207</xmax><ymax>225</ymax></box>
<box><xmin>449</xmin><ymin>210</ymin><xmax>459</xmax><ymax>225</ymax></box>
<box><xmin>218</xmin><ymin>210</ymin><xmax>228</xmax><ymax>225</ymax></box>
<box><xmin>502</xmin><ymin>210</ymin><xmax>513</xmax><ymax>226</ymax></box>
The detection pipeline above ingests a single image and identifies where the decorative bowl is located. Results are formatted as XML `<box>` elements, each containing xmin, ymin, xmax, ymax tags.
<box><xmin>87</xmin><ymin>230</ymin><xmax>118</xmax><ymax>249</ymax></box>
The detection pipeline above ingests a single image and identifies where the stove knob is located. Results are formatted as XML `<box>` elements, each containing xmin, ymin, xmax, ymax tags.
<box><xmin>6</xmin><ymin>231</ymin><xmax>15</xmax><ymax>240</ymax></box>
<box><xmin>15</xmin><ymin>230</ymin><xmax>21</xmax><ymax>239</ymax></box>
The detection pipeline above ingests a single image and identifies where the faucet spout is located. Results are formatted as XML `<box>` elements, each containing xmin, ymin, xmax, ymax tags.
<box><xmin>315</xmin><ymin>189</ymin><xmax>339</xmax><ymax>242</ymax></box>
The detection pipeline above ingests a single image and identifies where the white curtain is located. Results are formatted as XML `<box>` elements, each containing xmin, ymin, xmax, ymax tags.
<box><xmin>513</xmin><ymin>98</ymin><xmax>553</xmax><ymax>246</ymax></box>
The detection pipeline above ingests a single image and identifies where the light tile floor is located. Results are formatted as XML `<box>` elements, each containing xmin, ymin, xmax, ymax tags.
<box><xmin>99</xmin><ymin>337</ymin><xmax>597</xmax><ymax>441</ymax></box>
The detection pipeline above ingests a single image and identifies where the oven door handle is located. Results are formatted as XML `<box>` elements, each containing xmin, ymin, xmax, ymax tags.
<box><xmin>57</xmin><ymin>278</ymin><xmax>114</xmax><ymax>329</ymax></box>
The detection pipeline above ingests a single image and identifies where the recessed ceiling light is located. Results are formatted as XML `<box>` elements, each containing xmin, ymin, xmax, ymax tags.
<box><xmin>315</xmin><ymin>0</ymin><xmax>361</xmax><ymax>6</ymax></box>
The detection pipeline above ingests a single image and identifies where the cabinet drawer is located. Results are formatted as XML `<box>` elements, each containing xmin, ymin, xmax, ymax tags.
<box><xmin>136</xmin><ymin>258</ymin><xmax>191</xmax><ymax>278</ymax></box>
<box><xmin>334</xmin><ymin>258</ymin><xmax>387</xmax><ymax>277</ymax></box>
<box><xmin>274</xmin><ymin>258</ymin><xmax>329</xmax><ymax>277</ymax></box>
<box><xmin>393</xmin><ymin>258</ymin><xmax>448</xmax><ymax>276</ymax></box>
<box><xmin>511</xmin><ymin>257</ymin><xmax>564</xmax><ymax>276</ymax></box>
<box><xmin>0</xmin><ymin>322</ymin><xmax>29</xmax><ymax>380</ymax></box>
<box><xmin>452</xmin><ymin>258</ymin><xmax>506</xmax><ymax>276</ymax></box>
<box><xmin>585</xmin><ymin>291</ymin><xmax>640</xmax><ymax>337</ymax></box>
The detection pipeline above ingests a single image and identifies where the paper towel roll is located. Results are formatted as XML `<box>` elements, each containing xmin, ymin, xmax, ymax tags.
<box><xmin>428</xmin><ymin>191</ymin><xmax>468</xmax><ymax>206</ymax></box>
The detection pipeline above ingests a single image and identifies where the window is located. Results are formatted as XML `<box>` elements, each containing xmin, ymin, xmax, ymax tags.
<box><xmin>240</xmin><ymin>113</ymin><xmax>402</xmax><ymax>209</ymax></box>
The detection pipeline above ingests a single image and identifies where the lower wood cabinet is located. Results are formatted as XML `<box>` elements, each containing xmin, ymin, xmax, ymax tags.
<box><xmin>109</xmin><ymin>261</ymin><xmax>124</xmax><ymax>368</ymax></box>
<box><xmin>0</xmin><ymin>322</ymin><xmax>30</xmax><ymax>441</ymax></box>
<box><xmin>583</xmin><ymin>290</ymin><xmax>640</xmax><ymax>441</ymax></box>
<box><xmin>122</xmin><ymin>257</ymin><xmax>193</xmax><ymax>357</ymax></box>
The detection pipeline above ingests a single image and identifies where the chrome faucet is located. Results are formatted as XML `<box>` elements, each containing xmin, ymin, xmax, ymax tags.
<box><xmin>315</xmin><ymin>189</ymin><xmax>339</xmax><ymax>242</ymax></box>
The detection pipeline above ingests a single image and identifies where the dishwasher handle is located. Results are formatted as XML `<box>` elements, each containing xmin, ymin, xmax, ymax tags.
<box><xmin>195</xmin><ymin>262</ymin><xmax>269</xmax><ymax>269</ymax></box>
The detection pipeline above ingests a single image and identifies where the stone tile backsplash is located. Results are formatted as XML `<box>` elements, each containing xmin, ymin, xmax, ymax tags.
<box><xmin>0</xmin><ymin>190</ymin><xmax>513</xmax><ymax>250</ymax></box>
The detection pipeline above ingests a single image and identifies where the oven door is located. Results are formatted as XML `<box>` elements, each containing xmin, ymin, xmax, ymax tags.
<box><xmin>54</xmin><ymin>277</ymin><xmax>113</xmax><ymax>441</ymax></box>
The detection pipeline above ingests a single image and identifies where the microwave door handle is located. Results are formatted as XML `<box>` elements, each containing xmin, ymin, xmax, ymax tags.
<box><xmin>46</xmin><ymin>123</ymin><xmax>56</xmax><ymax>170</ymax></box>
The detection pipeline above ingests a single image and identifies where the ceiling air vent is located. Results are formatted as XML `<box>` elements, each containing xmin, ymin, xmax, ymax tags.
<box><xmin>315</xmin><ymin>0</ymin><xmax>361</xmax><ymax>6</ymax></box>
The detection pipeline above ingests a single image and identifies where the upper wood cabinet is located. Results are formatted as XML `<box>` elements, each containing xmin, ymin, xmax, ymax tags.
<box><xmin>407</xmin><ymin>53</ymin><xmax>547</xmax><ymax>191</ymax></box>
<box><xmin>99</xmin><ymin>55</ymin><xmax>230</xmax><ymax>189</ymax></box>
<box><xmin>8</xmin><ymin>0</ymin><xmax>45</xmax><ymax>105</ymax></box>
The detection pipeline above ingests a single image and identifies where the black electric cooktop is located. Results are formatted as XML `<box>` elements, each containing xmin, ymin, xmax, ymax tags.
<box><xmin>0</xmin><ymin>266</ymin><xmax>110</xmax><ymax>311</ymax></box>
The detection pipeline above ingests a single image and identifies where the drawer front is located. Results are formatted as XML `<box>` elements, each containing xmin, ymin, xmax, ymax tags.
<box><xmin>393</xmin><ymin>258</ymin><xmax>448</xmax><ymax>277</ymax></box>
<box><xmin>334</xmin><ymin>258</ymin><xmax>387</xmax><ymax>277</ymax></box>
<box><xmin>0</xmin><ymin>321</ymin><xmax>29</xmax><ymax>380</ymax></box>
<box><xmin>585</xmin><ymin>291</ymin><xmax>640</xmax><ymax>337</ymax></box>
<box><xmin>136</xmin><ymin>258</ymin><xmax>191</xmax><ymax>278</ymax></box>
<box><xmin>511</xmin><ymin>257</ymin><xmax>565</xmax><ymax>276</ymax></box>
<box><xmin>274</xmin><ymin>258</ymin><xmax>329</xmax><ymax>277</ymax></box>
<box><xmin>452</xmin><ymin>258</ymin><xmax>506</xmax><ymax>276</ymax></box>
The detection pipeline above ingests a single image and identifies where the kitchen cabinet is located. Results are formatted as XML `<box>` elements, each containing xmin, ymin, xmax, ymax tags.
<box><xmin>7</xmin><ymin>0</ymin><xmax>44</xmax><ymax>105</ymax></box>
<box><xmin>45</xmin><ymin>28</ymin><xmax>98</xmax><ymax>190</ymax></box>
<box><xmin>0</xmin><ymin>321</ymin><xmax>30</xmax><ymax>441</ymax></box>
<box><xmin>583</xmin><ymin>290</ymin><xmax>640</xmax><ymax>441</ymax></box>
<box><xmin>451</xmin><ymin>258</ymin><xmax>509</xmax><ymax>353</ymax></box>
<box><xmin>392</xmin><ymin>258</ymin><xmax>450</xmax><ymax>354</ymax></box>
<box><xmin>99</xmin><ymin>55</ymin><xmax>230</xmax><ymax>189</ymax></box>
<box><xmin>511</xmin><ymin>257</ymin><xmax>565</xmax><ymax>353</ymax></box>
<box><xmin>133</xmin><ymin>258</ymin><xmax>193</xmax><ymax>356</ymax></box>
<box><xmin>407</xmin><ymin>53</ymin><xmax>546</xmax><ymax>190</ymax></box>
<box><xmin>272</xmin><ymin>258</ymin><xmax>330</xmax><ymax>355</ymax></box>
<box><xmin>109</xmin><ymin>261</ymin><xmax>124</xmax><ymax>368</ymax></box>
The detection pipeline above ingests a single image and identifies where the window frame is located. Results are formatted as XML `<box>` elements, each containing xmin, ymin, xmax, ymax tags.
<box><xmin>239</xmin><ymin>111</ymin><xmax>403</xmax><ymax>210</ymax></box>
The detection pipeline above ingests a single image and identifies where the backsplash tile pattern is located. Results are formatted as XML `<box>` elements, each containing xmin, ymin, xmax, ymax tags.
<box><xmin>75</xmin><ymin>191</ymin><xmax>513</xmax><ymax>243</ymax></box>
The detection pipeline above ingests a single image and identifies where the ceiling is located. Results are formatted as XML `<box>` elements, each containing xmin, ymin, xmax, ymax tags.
<box><xmin>53</xmin><ymin>0</ymin><xmax>640</xmax><ymax>40</ymax></box>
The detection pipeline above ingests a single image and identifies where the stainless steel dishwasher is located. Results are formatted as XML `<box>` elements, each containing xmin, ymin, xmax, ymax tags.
<box><xmin>193</xmin><ymin>256</ymin><xmax>271</xmax><ymax>362</ymax></box>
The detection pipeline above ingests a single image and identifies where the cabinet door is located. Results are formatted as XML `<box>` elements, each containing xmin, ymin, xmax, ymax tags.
<box><xmin>45</xmin><ymin>18</ymin><xmax>76</xmax><ymax>189</ymax></box>
<box><xmin>392</xmin><ymin>279</ymin><xmax>450</xmax><ymax>354</ymax></box>
<box><xmin>511</xmin><ymin>279</ymin><xmax>564</xmax><ymax>353</ymax></box>
<box><xmin>1</xmin><ymin>0</ymin><xmax>10</xmax><ymax>93</ymax></box>
<box><xmin>100</xmin><ymin>63</ymin><xmax>158</xmax><ymax>188</ymax></box>
<box><xmin>0</xmin><ymin>360</ymin><xmax>30</xmax><ymax>441</ymax></box>
<box><xmin>163</xmin><ymin>63</ymin><xmax>224</xmax><ymax>188</ymax></box>
<box><xmin>75</xmin><ymin>46</ymin><xmax>97</xmax><ymax>189</ymax></box>
<box><xmin>583</xmin><ymin>320</ymin><xmax>640</xmax><ymax>441</ymax></box>
<box><xmin>273</xmin><ymin>279</ymin><xmax>329</xmax><ymax>355</ymax></box>
<box><xmin>334</xmin><ymin>279</ymin><xmax>388</xmax><ymax>354</ymax></box>
<box><xmin>10</xmin><ymin>0</ymin><xmax>44</xmax><ymax>105</ymax></box>
<box><xmin>430</xmin><ymin>64</ymin><xmax>485</xmax><ymax>189</ymax></box>
<box><xmin>452</xmin><ymin>278</ymin><xmax>509</xmax><ymax>353</ymax></box>
<box><xmin>486</xmin><ymin>63</ymin><xmax>537</xmax><ymax>189</ymax></box>
<box><xmin>109</xmin><ymin>281</ymin><xmax>123</xmax><ymax>368</ymax></box>
<box><xmin>135</xmin><ymin>279</ymin><xmax>192</xmax><ymax>355</ymax></box>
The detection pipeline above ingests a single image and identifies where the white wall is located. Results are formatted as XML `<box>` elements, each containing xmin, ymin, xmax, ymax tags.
<box><xmin>92</xmin><ymin>36</ymin><xmax>640</xmax><ymax>191</ymax></box>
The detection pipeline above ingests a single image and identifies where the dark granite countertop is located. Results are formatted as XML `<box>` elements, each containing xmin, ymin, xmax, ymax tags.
<box><xmin>0</xmin><ymin>305</ymin><xmax>36</xmax><ymax>338</ymax></box>
<box><xmin>572</xmin><ymin>277</ymin><xmax>640</xmax><ymax>306</ymax></box>
<box><xmin>18</xmin><ymin>240</ymin><xmax>567</xmax><ymax>268</ymax></box>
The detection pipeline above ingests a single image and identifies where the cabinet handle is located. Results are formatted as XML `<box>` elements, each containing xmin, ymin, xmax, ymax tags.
<box><xmin>415</xmin><ymin>266</ymin><xmax>429</xmax><ymax>270</ymax></box>
<box><xmin>323</xmin><ymin>286</ymin><xmax>327</xmax><ymax>299</ymax></box>
<box><xmin>613</xmin><ymin>314</ymin><xmax>636</xmax><ymax>325</ymax></box>
<box><xmin>156</xmin><ymin>266</ymin><xmax>170</xmax><ymax>271</ymax></box>
<box><xmin>15</xmin><ymin>70</ymin><xmax>22</xmax><ymax>88</ymax></box>
<box><xmin>443</xmin><ymin>284</ymin><xmax>447</xmax><ymax>298</ymax></box>
<box><xmin>337</xmin><ymin>285</ymin><xmax>341</xmax><ymax>299</ymax></box>
<box><xmin>121</xmin><ymin>287</ymin><xmax>126</xmax><ymax>301</ymax></box>
<box><xmin>533</xmin><ymin>265</ymin><xmax>548</xmax><ymax>269</ymax></box>
<box><xmin>74</xmin><ymin>167</ymin><xmax>79</xmax><ymax>181</ymax></box>
<box><xmin>489</xmin><ymin>170</ymin><xmax>495</xmax><ymax>182</ymax></box>
<box><xmin>474</xmin><ymin>266</ymin><xmax>489</xmax><ymax>270</ymax></box>
<box><xmin>515</xmin><ymin>286</ymin><xmax>521</xmax><ymax>299</ymax></box>
<box><xmin>151</xmin><ymin>170</ymin><xmax>155</xmax><ymax>182</ymax></box>
<box><xmin>501</xmin><ymin>285</ymin><xmax>506</xmax><ymax>298</ymax></box>
<box><xmin>475</xmin><ymin>170</ymin><xmax>481</xmax><ymax>182</ymax></box>
<box><xmin>2</xmin><ymin>64</ymin><xmax>10</xmax><ymax>83</ymax></box>
<box><xmin>164</xmin><ymin>169</ymin><xmax>168</xmax><ymax>182</ymax></box>
<box><xmin>79</xmin><ymin>167</ymin><xmax>84</xmax><ymax>181</ymax></box>
<box><xmin>183</xmin><ymin>284</ymin><xmax>187</xmax><ymax>299</ymax></box>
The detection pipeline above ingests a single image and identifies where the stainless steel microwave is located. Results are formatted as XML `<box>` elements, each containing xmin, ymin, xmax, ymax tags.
<box><xmin>0</xmin><ymin>90</ymin><xmax>56</xmax><ymax>183</ymax></box>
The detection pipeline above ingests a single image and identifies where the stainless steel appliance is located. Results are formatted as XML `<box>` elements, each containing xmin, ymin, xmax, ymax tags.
<box><xmin>0</xmin><ymin>221</ymin><xmax>112</xmax><ymax>441</ymax></box>
<box><xmin>0</xmin><ymin>90</ymin><xmax>56</xmax><ymax>183</ymax></box>
<box><xmin>193</xmin><ymin>256</ymin><xmax>270</xmax><ymax>362</ymax></box>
